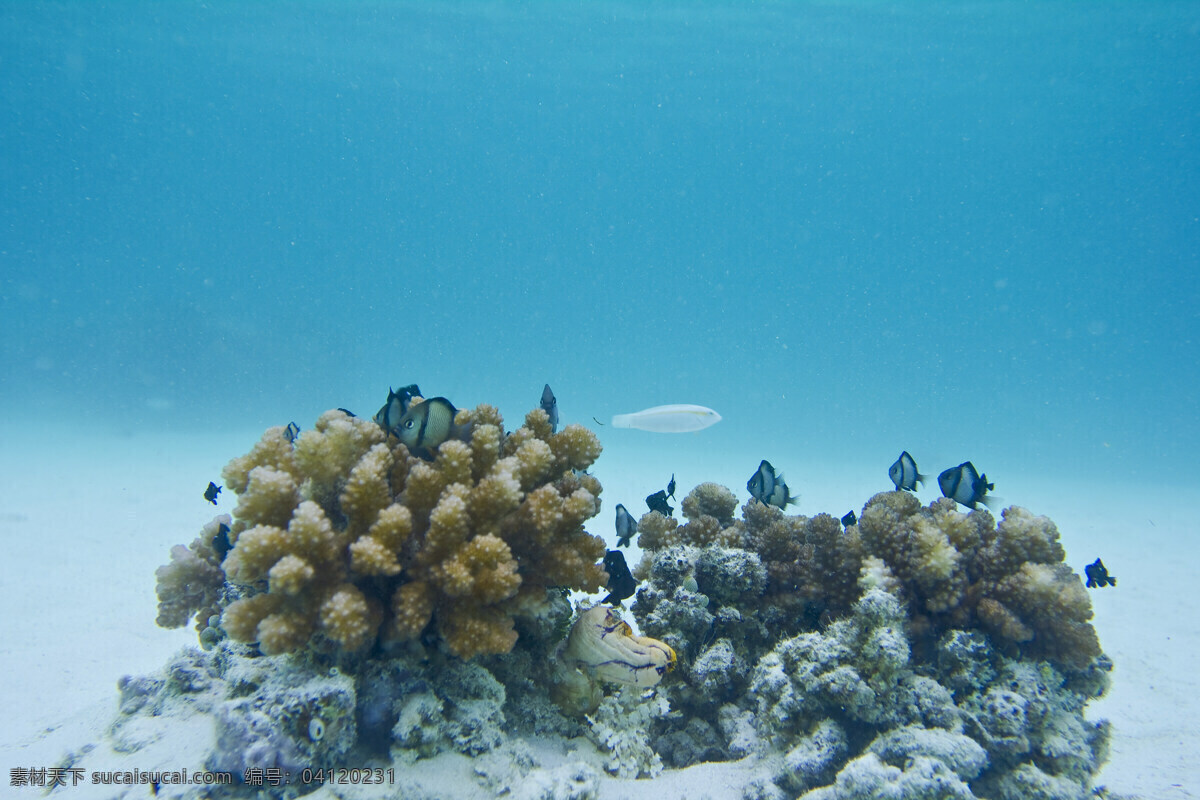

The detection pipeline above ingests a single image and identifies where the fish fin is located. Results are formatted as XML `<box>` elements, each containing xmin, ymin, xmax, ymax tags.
<box><xmin>450</xmin><ymin>420</ymin><xmax>474</xmax><ymax>443</ymax></box>
<box><xmin>977</xmin><ymin>494</ymin><xmax>1002</xmax><ymax>510</ymax></box>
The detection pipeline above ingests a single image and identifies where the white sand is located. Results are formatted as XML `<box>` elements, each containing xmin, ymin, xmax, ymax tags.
<box><xmin>1</xmin><ymin>425</ymin><xmax>1195</xmax><ymax>798</ymax></box>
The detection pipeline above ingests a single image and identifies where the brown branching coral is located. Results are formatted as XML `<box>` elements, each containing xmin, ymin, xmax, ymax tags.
<box><xmin>856</xmin><ymin>492</ymin><xmax>1100</xmax><ymax>669</ymax></box>
<box><xmin>635</xmin><ymin>510</ymin><xmax>680</xmax><ymax>550</ymax></box>
<box><xmin>681</xmin><ymin>482</ymin><xmax>739</xmax><ymax>528</ymax></box>
<box><xmin>632</xmin><ymin>484</ymin><xmax>745</xmax><ymax>550</ymax></box>
<box><xmin>156</xmin><ymin>406</ymin><xmax>608</xmax><ymax>660</ymax></box>
<box><xmin>741</xmin><ymin>500</ymin><xmax>865</xmax><ymax>624</ymax></box>
<box><xmin>633</xmin><ymin>483</ymin><xmax>1101</xmax><ymax>671</ymax></box>
<box><xmin>154</xmin><ymin>516</ymin><xmax>228</xmax><ymax>632</ymax></box>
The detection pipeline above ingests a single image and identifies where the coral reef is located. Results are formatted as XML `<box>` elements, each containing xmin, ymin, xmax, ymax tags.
<box><xmin>855</xmin><ymin>493</ymin><xmax>1101</xmax><ymax>668</ymax></box>
<box><xmin>749</xmin><ymin>591</ymin><xmax>961</xmax><ymax>759</ymax></box>
<box><xmin>629</xmin><ymin>484</ymin><xmax>1113</xmax><ymax>795</ymax></box>
<box><xmin>793</xmin><ymin>752</ymin><xmax>977</xmax><ymax>800</ymax></box>
<box><xmin>109</xmin><ymin>643</ymin><xmax>358</xmax><ymax>780</ymax></box>
<box><xmin>746</xmin><ymin>588</ymin><xmax>1109</xmax><ymax>797</ymax></box>
<box><xmin>107</xmin><ymin>573</ymin><xmax>698</xmax><ymax>798</ymax></box>
<box><xmin>156</xmin><ymin>406</ymin><xmax>608</xmax><ymax>659</ymax></box>
<box><xmin>141</xmin><ymin>435</ymin><xmax>1116</xmax><ymax>798</ymax></box>
<box><xmin>635</xmin><ymin>485</ymin><xmax>1100</xmax><ymax>671</ymax></box>
<box><xmin>586</xmin><ymin>688</ymin><xmax>670</xmax><ymax>779</ymax></box>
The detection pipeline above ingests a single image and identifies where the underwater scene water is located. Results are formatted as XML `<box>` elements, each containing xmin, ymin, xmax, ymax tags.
<box><xmin>2</xmin><ymin>2</ymin><xmax>1198</xmax><ymax>799</ymax></box>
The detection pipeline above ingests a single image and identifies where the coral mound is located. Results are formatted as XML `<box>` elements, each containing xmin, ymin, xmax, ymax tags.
<box><xmin>630</xmin><ymin>483</ymin><xmax>1113</xmax><ymax>797</ymax></box>
<box><xmin>635</xmin><ymin>485</ymin><xmax>1100</xmax><ymax>671</ymax></box>
<box><xmin>156</xmin><ymin>406</ymin><xmax>608</xmax><ymax>659</ymax></box>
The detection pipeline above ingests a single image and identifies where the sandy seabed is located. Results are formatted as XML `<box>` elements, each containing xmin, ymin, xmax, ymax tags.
<box><xmin>1</xmin><ymin>424</ymin><xmax>1195</xmax><ymax>799</ymax></box>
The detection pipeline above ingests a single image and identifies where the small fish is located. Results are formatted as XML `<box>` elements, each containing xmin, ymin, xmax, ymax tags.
<box><xmin>611</xmin><ymin>404</ymin><xmax>722</xmax><ymax>433</ymax></box>
<box><xmin>374</xmin><ymin>384</ymin><xmax>422</xmax><ymax>434</ymax></box>
<box><xmin>667</xmin><ymin>474</ymin><xmax>676</xmax><ymax>501</ymax></box>
<box><xmin>592</xmin><ymin>416</ymin><xmax>605</xmax><ymax>426</ymax></box>
<box><xmin>1085</xmin><ymin>558</ymin><xmax>1116</xmax><ymax>588</ymax></box>
<box><xmin>747</xmin><ymin>460</ymin><xmax>798</xmax><ymax>509</ymax></box>
<box><xmin>646</xmin><ymin>490</ymin><xmax>674</xmax><ymax>516</ymax></box>
<box><xmin>203</xmin><ymin>481</ymin><xmax>221</xmax><ymax>505</ymax></box>
<box><xmin>937</xmin><ymin>462</ymin><xmax>994</xmax><ymax>509</ymax></box>
<box><xmin>336</xmin><ymin>408</ymin><xmax>357</xmax><ymax>418</ymax></box>
<box><xmin>602</xmin><ymin>550</ymin><xmax>638</xmax><ymax>604</ymax></box>
<box><xmin>284</xmin><ymin>421</ymin><xmax>300</xmax><ymax>443</ymax></box>
<box><xmin>212</xmin><ymin>522</ymin><xmax>232</xmax><ymax>561</ymax></box>
<box><xmin>615</xmin><ymin>504</ymin><xmax>638</xmax><ymax>547</ymax></box>
<box><xmin>888</xmin><ymin>451</ymin><xmax>927</xmax><ymax>492</ymax></box>
<box><xmin>396</xmin><ymin>397</ymin><xmax>459</xmax><ymax>459</ymax></box>
<box><xmin>540</xmin><ymin>384</ymin><xmax>559</xmax><ymax>433</ymax></box>
<box><xmin>841</xmin><ymin>510</ymin><xmax>857</xmax><ymax>528</ymax></box>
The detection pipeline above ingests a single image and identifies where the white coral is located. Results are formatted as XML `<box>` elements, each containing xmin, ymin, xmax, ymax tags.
<box><xmin>585</xmin><ymin>688</ymin><xmax>668</xmax><ymax>779</ymax></box>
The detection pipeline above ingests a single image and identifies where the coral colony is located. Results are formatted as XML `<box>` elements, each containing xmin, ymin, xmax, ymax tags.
<box><xmin>140</xmin><ymin>397</ymin><xmax>1116</xmax><ymax>798</ymax></box>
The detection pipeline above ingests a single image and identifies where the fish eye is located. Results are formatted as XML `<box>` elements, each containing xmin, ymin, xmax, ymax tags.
<box><xmin>404</xmin><ymin>419</ymin><xmax>415</xmax><ymax>429</ymax></box>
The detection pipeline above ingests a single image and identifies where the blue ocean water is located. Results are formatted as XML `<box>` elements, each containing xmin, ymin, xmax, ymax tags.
<box><xmin>2</xmin><ymin>1</ymin><xmax>1197</xmax><ymax>491</ymax></box>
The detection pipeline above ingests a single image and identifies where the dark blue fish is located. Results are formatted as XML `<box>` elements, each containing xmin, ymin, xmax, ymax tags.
<box><xmin>615</xmin><ymin>503</ymin><xmax>638</xmax><ymax>547</ymax></box>
<box><xmin>374</xmin><ymin>384</ymin><xmax>422</xmax><ymax>434</ymax></box>
<box><xmin>937</xmin><ymin>462</ymin><xmax>994</xmax><ymax>509</ymax></box>
<box><xmin>747</xmin><ymin>460</ymin><xmax>798</xmax><ymax>509</ymax></box>
<box><xmin>888</xmin><ymin>451</ymin><xmax>927</xmax><ymax>492</ymax></box>
<box><xmin>203</xmin><ymin>481</ymin><xmax>221</xmax><ymax>505</ymax></box>
<box><xmin>602</xmin><ymin>550</ymin><xmax>638</xmax><ymax>604</ymax></box>
<box><xmin>646</xmin><ymin>490</ymin><xmax>673</xmax><ymax>516</ymax></box>
<box><xmin>540</xmin><ymin>384</ymin><xmax>559</xmax><ymax>433</ymax></box>
<box><xmin>212</xmin><ymin>522</ymin><xmax>232</xmax><ymax>561</ymax></box>
<box><xmin>284</xmin><ymin>422</ymin><xmax>300</xmax><ymax>443</ymax></box>
<box><xmin>667</xmin><ymin>473</ymin><xmax>676</xmax><ymax>501</ymax></box>
<box><xmin>1085</xmin><ymin>558</ymin><xmax>1116</xmax><ymax>588</ymax></box>
<box><xmin>841</xmin><ymin>510</ymin><xmax>857</xmax><ymax>528</ymax></box>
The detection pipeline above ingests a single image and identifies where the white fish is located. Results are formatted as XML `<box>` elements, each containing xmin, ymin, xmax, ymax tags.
<box><xmin>611</xmin><ymin>404</ymin><xmax>722</xmax><ymax>433</ymax></box>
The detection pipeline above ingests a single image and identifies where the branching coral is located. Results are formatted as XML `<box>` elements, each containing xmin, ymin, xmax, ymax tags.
<box><xmin>635</xmin><ymin>483</ymin><xmax>744</xmax><ymax>550</ymax></box>
<box><xmin>856</xmin><ymin>493</ymin><xmax>1100</xmax><ymax>668</ymax></box>
<box><xmin>738</xmin><ymin>501</ymin><xmax>865</xmax><ymax>628</ymax></box>
<box><xmin>634</xmin><ymin>510</ymin><xmax>679</xmax><ymax>550</ymax></box>
<box><xmin>636</xmin><ymin>485</ymin><xmax>1100</xmax><ymax>671</ymax></box>
<box><xmin>680</xmin><ymin>482</ymin><xmax>738</xmax><ymax>523</ymax></box>
<box><xmin>746</xmin><ymin>587</ymin><xmax>1109</xmax><ymax>797</ymax></box>
<box><xmin>586</xmin><ymin>688</ymin><xmax>670</xmax><ymax>779</ymax></box>
<box><xmin>154</xmin><ymin>515</ymin><xmax>228</xmax><ymax>632</ymax></box>
<box><xmin>156</xmin><ymin>406</ymin><xmax>608</xmax><ymax>660</ymax></box>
